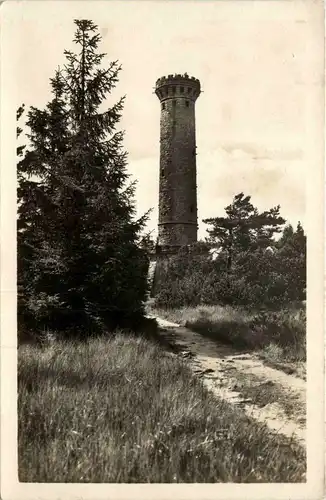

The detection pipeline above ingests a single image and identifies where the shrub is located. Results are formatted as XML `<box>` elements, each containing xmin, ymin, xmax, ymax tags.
<box><xmin>154</xmin><ymin>245</ymin><xmax>305</xmax><ymax>310</ymax></box>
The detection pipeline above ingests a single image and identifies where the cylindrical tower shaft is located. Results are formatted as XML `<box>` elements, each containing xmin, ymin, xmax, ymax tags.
<box><xmin>155</xmin><ymin>74</ymin><xmax>201</xmax><ymax>250</ymax></box>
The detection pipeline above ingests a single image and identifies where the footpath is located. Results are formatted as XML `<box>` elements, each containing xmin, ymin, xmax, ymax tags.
<box><xmin>151</xmin><ymin>315</ymin><xmax>306</xmax><ymax>446</ymax></box>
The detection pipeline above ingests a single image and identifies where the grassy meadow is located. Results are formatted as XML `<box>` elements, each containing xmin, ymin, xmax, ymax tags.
<box><xmin>18</xmin><ymin>331</ymin><xmax>305</xmax><ymax>483</ymax></box>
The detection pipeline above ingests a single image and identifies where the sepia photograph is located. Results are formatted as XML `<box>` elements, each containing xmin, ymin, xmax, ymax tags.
<box><xmin>0</xmin><ymin>0</ymin><xmax>324</xmax><ymax>498</ymax></box>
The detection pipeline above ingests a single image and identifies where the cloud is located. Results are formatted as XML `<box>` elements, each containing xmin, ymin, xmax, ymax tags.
<box><xmin>221</xmin><ymin>142</ymin><xmax>303</xmax><ymax>161</ymax></box>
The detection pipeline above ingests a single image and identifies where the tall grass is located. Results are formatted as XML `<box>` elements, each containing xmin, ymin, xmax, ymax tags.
<box><xmin>18</xmin><ymin>332</ymin><xmax>305</xmax><ymax>482</ymax></box>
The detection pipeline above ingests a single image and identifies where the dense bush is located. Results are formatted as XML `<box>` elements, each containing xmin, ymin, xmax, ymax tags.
<box><xmin>154</xmin><ymin>195</ymin><xmax>305</xmax><ymax>310</ymax></box>
<box><xmin>155</xmin><ymin>234</ymin><xmax>306</xmax><ymax>310</ymax></box>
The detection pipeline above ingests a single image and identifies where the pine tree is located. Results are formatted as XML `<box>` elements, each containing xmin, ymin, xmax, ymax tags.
<box><xmin>203</xmin><ymin>193</ymin><xmax>285</xmax><ymax>269</ymax></box>
<box><xmin>17</xmin><ymin>19</ymin><xmax>149</xmax><ymax>335</ymax></box>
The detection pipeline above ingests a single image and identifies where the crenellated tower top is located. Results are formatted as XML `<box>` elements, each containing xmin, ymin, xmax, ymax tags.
<box><xmin>155</xmin><ymin>73</ymin><xmax>201</xmax><ymax>103</ymax></box>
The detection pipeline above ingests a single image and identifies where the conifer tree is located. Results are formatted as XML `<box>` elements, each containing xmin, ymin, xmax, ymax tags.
<box><xmin>203</xmin><ymin>193</ymin><xmax>285</xmax><ymax>269</ymax></box>
<box><xmin>17</xmin><ymin>20</ymin><xmax>149</xmax><ymax>335</ymax></box>
<box><xmin>275</xmin><ymin>222</ymin><xmax>306</xmax><ymax>301</ymax></box>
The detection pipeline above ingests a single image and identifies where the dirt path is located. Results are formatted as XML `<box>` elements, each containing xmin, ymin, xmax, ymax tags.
<box><xmin>152</xmin><ymin>316</ymin><xmax>306</xmax><ymax>446</ymax></box>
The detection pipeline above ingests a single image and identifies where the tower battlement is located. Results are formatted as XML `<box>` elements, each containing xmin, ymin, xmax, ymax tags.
<box><xmin>155</xmin><ymin>73</ymin><xmax>201</xmax><ymax>103</ymax></box>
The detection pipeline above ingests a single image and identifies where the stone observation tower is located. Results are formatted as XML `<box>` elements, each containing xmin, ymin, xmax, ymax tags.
<box><xmin>155</xmin><ymin>73</ymin><xmax>201</xmax><ymax>252</ymax></box>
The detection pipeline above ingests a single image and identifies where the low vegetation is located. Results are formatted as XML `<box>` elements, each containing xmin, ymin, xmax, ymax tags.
<box><xmin>18</xmin><ymin>333</ymin><xmax>305</xmax><ymax>483</ymax></box>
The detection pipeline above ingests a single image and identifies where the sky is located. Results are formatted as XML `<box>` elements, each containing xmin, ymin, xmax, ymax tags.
<box><xmin>3</xmin><ymin>0</ymin><xmax>323</xmax><ymax>239</ymax></box>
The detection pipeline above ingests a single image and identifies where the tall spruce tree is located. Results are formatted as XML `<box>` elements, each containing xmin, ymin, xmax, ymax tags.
<box><xmin>17</xmin><ymin>19</ymin><xmax>149</xmax><ymax>335</ymax></box>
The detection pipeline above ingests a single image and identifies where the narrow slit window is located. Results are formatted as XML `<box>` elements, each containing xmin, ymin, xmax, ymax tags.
<box><xmin>161</xmin><ymin>168</ymin><xmax>165</xmax><ymax>177</ymax></box>
<box><xmin>188</xmin><ymin>87</ymin><xmax>192</xmax><ymax>94</ymax></box>
<box><xmin>185</xmin><ymin>100</ymin><xmax>189</xmax><ymax>107</ymax></box>
<box><xmin>180</xmin><ymin>86</ymin><xmax>184</xmax><ymax>93</ymax></box>
<box><xmin>162</xmin><ymin>102</ymin><xmax>165</xmax><ymax>110</ymax></box>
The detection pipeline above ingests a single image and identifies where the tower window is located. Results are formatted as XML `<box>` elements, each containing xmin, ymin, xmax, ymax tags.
<box><xmin>162</xmin><ymin>102</ymin><xmax>165</xmax><ymax>110</ymax></box>
<box><xmin>185</xmin><ymin>100</ymin><xmax>189</xmax><ymax>107</ymax></box>
<box><xmin>190</xmin><ymin>204</ymin><xmax>195</xmax><ymax>213</ymax></box>
<box><xmin>161</xmin><ymin>168</ymin><xmax>165</xmax><ymax>177</ymax></box>
<box><xmin>188</xmin><ymin>87</ymin><xmax>192</xmax><ymax>94</ymax></box>
<box><xmin>180</xmin><ymin>86</ymin><xmax>184</xmax><ymax>93</ymax></box>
